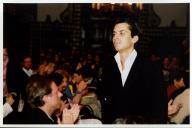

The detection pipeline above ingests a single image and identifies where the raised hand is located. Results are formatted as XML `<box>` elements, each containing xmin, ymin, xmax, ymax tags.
<box><xmin>168</xmin><ymin>99</ymin><xmax>182</xmax><ymax>116</ymax></box>
<box><xmin>57</xmin><ymin>104</ymin><xmax>80</xmax><ymax>124</ymax></box>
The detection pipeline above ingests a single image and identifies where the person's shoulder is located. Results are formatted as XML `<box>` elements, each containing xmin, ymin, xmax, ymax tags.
<box><xmin>135</xmin><ymin>54</ymin><xmax>162</xmax><ymax>74</ymax></box>
<box><xmin>26</xmin><ymin>108</ymin><xmax>53</xmax><ymax>124</ymax></box>
<box><xmin>102</xmin><ymin>55</ymin><xmax>116</xmax><ymax>70</ymax></box>
<box><xmin>135</xmin><ymin>55</ymin><xmax>153</xmax><ymax>67</ymax></box>
<box><xmin>178</xmin><ymin>88</ymin><xmax>189</xmax><ymax>97</ymax></box>
<box><xmin>27</xmin><ymin>107</ymin><xmax>45</xmax><ymax>117</ymax></box>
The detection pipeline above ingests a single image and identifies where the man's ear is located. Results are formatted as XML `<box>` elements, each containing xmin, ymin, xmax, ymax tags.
<box><xmin>132</xmin><ymin>35</ymin><xmax>139</xmax><ymax>44</ymax></box>
<box><xmin>42</xmin><ymin>95</ymin><xmax>48</xmax><ymax>103</ymax></box>
<box><xmin>173</xmin><ymin>79</ymin><xmax>178</xmax><ymax>85</ymax></box>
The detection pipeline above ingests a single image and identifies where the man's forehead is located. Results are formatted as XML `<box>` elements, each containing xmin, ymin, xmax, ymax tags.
<box><xmin>24</xmin><ymin>57</ymin><xmax>32</xmax><ymax>61</ymax></box>
<box><xmin>114</xmin><ymin>23</ymin><xmax>130</xmax><ymax>31</ymax></box>
<box><xmin>3</xmin><ymin>49</ymin><xmax>8</xmax><ymax>55</ymax></box>
<box><xmin>51</xmin><ymin>82</ymin><xmax>58</xmax><ymax>91</ymax></box>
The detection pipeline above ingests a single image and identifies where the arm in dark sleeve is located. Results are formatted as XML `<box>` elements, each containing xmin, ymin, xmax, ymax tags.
<box><xmin>99</xmin><ymin>59</ymin><xmax>116</xmax><ymax>123</ymax></box>
<box><xmin>150</xmin><ymin>63</ymin><xmax>168</xmax><ymax>123</ymax></box>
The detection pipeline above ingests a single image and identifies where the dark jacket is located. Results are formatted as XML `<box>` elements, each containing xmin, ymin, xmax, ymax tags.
<box><xmin>101</xmin><ymin>54</ymin><xmax>167</xmax><ymax>124</ymax></box>
<box><xmin>3</xmin><ymin>106</ymin><xmax>54</xmax><ymax>124</ymax></box>
<box><xmin>25</xmin><ymin>108</ymin><xmax>55</xmax><ymax>124</ymax></box>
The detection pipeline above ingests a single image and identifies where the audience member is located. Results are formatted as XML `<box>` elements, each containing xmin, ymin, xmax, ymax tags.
<box><xmin>25</xmin><ymin>75</ymin><xmax>80</xmax><ymax>124</ymax></box>
<box><xmin>167</xmin><ymin>69</ymin><xmax>186</xmax><ymax>100</ymax></box>
<box><xmin>3</xmin><ymin>48</ymin><xmax>9</xmax><ymax>96</ymax></box>
<box><xmin>73</xmin><ymin>67</ymin><xmax>102</xmax><ymax>119</ymax></box>
<box><xmin>162</xmin><ymin>57</ymin><xmax>170</xmax><ymax>85</ymax></box>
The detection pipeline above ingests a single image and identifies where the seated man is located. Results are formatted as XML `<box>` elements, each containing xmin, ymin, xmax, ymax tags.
<box><xmin>25</xmin><ymin>75</ymin><xmax>80</xmax><ymax>124</ymax></box>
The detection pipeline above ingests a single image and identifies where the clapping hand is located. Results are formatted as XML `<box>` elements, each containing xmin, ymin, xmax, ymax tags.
<box><xmin>168</xmin><ymin>99</ymin><xmax>182</xmax><ymax>116</ymax></box>
<box><xmin>6</xmin><ymin>92</ymin><xmax>17</xmax><ymax>106</ymax></box>
<box><xmin>57</xmin><ymin>104</ymin><xmax>80</xmax><ymax>124</ymax></box>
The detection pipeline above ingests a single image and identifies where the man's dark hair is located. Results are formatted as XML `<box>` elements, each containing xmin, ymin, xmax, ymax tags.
<box><xmin>113</xmin><ymin>18</ymin><xmax>142</xmax><ymax>37</ymax></box>
<box><xmin>22</xmin><ymin>55</ymin><xmax>32</xmax><ymax>66</ymax></box>
<box><xmin>23</xmin><ymin>55</ymin><xmax>32</xmax><ymax>60</ymax></box>
<box><xmin>48</xmin><ymin>73</ymin><xmax>64</xmax><ymax>86</ymax></box>
<box><xmin>26</xmin><ymin>75</ymin><xmax>53</xmax><ymax>108</ymax></box>
<box><xmin>169</xmin><ymin>69</ymin><xmax>183</xmax><ymax>84</ymax></box>
<box><xmin>74</xmin><ymin>66</ymin><xmax>93</xmax><ymax>79</ymax></box>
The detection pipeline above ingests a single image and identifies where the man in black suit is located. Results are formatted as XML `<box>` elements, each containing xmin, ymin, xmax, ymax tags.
<box><xmin>18</xmin><ymin>56</ymin><xmax>34</xmax><ymax>101</ymax></box>
<box><xmin>101</xmin><ymin>18</ymin><xmax>167</xmax><ymax>124</ymax></box>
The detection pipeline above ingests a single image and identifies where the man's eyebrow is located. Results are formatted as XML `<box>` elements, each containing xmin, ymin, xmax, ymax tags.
<box><xmin>113</xmin><ymin>30</ymin><xmax>128</xmax><ymax>33</ymax></box>
<box><xmin>119</xmin><ymin>30</ymin><xmax>128</xmax><ymax>32</ymax></box>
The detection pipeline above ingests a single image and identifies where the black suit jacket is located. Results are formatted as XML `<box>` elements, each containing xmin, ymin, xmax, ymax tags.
<box><xmin>7</xmin><ymin>67</ymin><xmax>29</xmax><ymax>98</ymax></box>
<box><xmin>3</xmin><ymin>106</ymin><xmax>54</xmax><ymax>124</ymax></box>
<box><xmin>101</xmin><ymin>54</ymin><xmax>167</xmax><ymax>124</ymax></box>
<box><xmin>26</xmin><ymin>108</ymin><xmax>55</xmax><ymax>124</ymax></box>
<box><xmin>18</xmin><ymin>68</ymin><xmax>30</xmax><ymax>100</ymax></box>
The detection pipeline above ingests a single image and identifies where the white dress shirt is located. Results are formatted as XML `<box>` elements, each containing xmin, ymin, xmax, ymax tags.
<box><xmin>114</xmin><ymin>49</ymin><xmax>137</xmax><ymax>86</ymax></box>
<box><xmin>3</xmin><ymin>103</ymin><xmax>13</xmax><ymax>118</ymax></box>
<box><xmin>22</xmin><ymin>68</ymin><xmax>34</xmax><ymax>77</ymax></box>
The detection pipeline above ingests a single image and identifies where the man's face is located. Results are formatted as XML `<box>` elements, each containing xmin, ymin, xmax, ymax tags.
<box><xmin>45</xmin><ymin>63</ymin><xmax>55</xmax><ymax>75</ymax></box>
<box><xmin>3</xmin><ymin>48</ymin><xmax>9</xmax><ymax>67</ymax></box>
<box><xmin>73</xmin><ymin>73</ymin><xmax>83</xmax><ymax>84</ymax></box>
<box><xmin>59</xmin><ymin>77</ymin><xmax>68</xmax><ymax>91</ymax></box>
<box><xmin>113</xmin><ymin>23</ymin><xmax>137</xmax><ymax>53</ymax></box>
<box><xmin>163</xmin><ymin>58</ymin><xmax>170</xmax><ymax>66</ymax></box>
<box><xmin>177</xmin><ymin>78</ymin><xmax>185</xmax><ymax>88</ymax></box>
<box><xmin>3</xmin><ymin>48</ymin><xmax>9</xmax><ymax>80</ymax></box>
<box><xmin>23</xmin><ymin>57</ymin><xmax>32</xmax><ymax>70</ymax></box>
<box><xmin>47</xmin><ymin>82</ymin><xmax>63</xmax><ymax>110</ymax></box>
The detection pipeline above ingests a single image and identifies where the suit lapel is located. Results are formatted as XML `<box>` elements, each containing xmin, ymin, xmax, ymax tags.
<box><xmin>112</xmin><ymin>55</ymin><xmax>141</xmax><ymax>89</ymax></box>
<box><xmin>123</xmin><ymin>55</ymin><xmax>141</xmax><ymax>89</ymax></box>
<box><xmin>113</xmin><ymin>59</ymin><xmax>124</xmax><ymax>87</ymax></box>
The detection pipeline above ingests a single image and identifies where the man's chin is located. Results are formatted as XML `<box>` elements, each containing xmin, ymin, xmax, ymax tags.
<box><xmin>115</xmin><ymin>49</ymin><xmax>122</xmax><ymax>53</ymax></box>
<box><xmin>114</xmin><ymin>48</ymin><xmax>120</xmax><ymax>51</ymax></box>
<box><xmin>57</xmin><ymin>102</ymin><xmax>62</xmax><ymax>109</ymax></box>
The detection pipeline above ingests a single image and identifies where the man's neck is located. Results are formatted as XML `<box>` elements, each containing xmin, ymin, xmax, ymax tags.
<box><xmin>23</xmin><ymin>67</ymin><xmax>31</xmax><ymax>71</ymax></box>
<box><xmin>174</xmin><ymin>84</ymin><xmax>182</xmax><ymax>89</ymax></box>
<box><xmin>39</xmin><ymin>105</ymin><xmax>54</xmax><ymax>117</ymax></box>
<box><xmin>119</xmin><ymin>48</ymin><xmax>134</xmax><ymax>70</ymax></box>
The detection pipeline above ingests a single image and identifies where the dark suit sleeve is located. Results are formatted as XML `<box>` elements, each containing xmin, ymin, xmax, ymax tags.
<box><xmin>100</xmin><ymin>58</ymin><xmax>116</xmax><ymax>123</ymax></box>
<box><xmin>150</xmin><ymin>63</ymin><xmax>168</xmax><ymax>123</ymax></box>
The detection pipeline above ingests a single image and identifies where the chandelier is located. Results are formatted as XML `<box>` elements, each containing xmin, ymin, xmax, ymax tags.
<box><xmin>91</xmin><ymin>3</ymin><xmax>143</xmax><ymax>11</ymax></box>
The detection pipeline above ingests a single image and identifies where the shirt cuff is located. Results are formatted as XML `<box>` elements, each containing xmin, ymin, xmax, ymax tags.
<box><xmin>3</xmin><ymin>103</ymin><xmax>13</xmax><ymax>118</ymax></box>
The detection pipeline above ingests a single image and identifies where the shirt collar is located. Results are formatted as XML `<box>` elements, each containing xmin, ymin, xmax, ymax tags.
<box><xmin>39</xmin><ymin>108</ymin><xmax>54</xmax><ymax>122</ymax></box>
<box><xmin>114</xmin><ymin>49</ymin><xmax>137</xmax><ymax>70</ymax></box>
<box><xmin>22</xmin><ymin>67</ymin><xmax>33</xmax><ymax>76</ymax></box>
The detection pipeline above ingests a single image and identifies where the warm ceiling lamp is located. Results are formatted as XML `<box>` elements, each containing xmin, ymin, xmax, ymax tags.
<box><xmin>91</xmin><ymin>3</ymin><xmax>143</xmax><ymax>11</ymax></box>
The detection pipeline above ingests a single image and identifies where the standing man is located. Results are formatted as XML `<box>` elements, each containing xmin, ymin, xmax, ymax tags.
<box><xmin>101</xmin><ymin>18</ymin><xmax>167</xmax><ymax>123</ymax></box>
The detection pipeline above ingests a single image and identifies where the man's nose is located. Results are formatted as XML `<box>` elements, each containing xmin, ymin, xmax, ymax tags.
<box><xmin>59</xmin><ymin>92</ymin><xmax>63</xmax><ymax>97</ymax></box>
<box><xmin>113</xmin><ymin>34</ymin><xmax>120</xmax><ymax>41</ymax></box>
